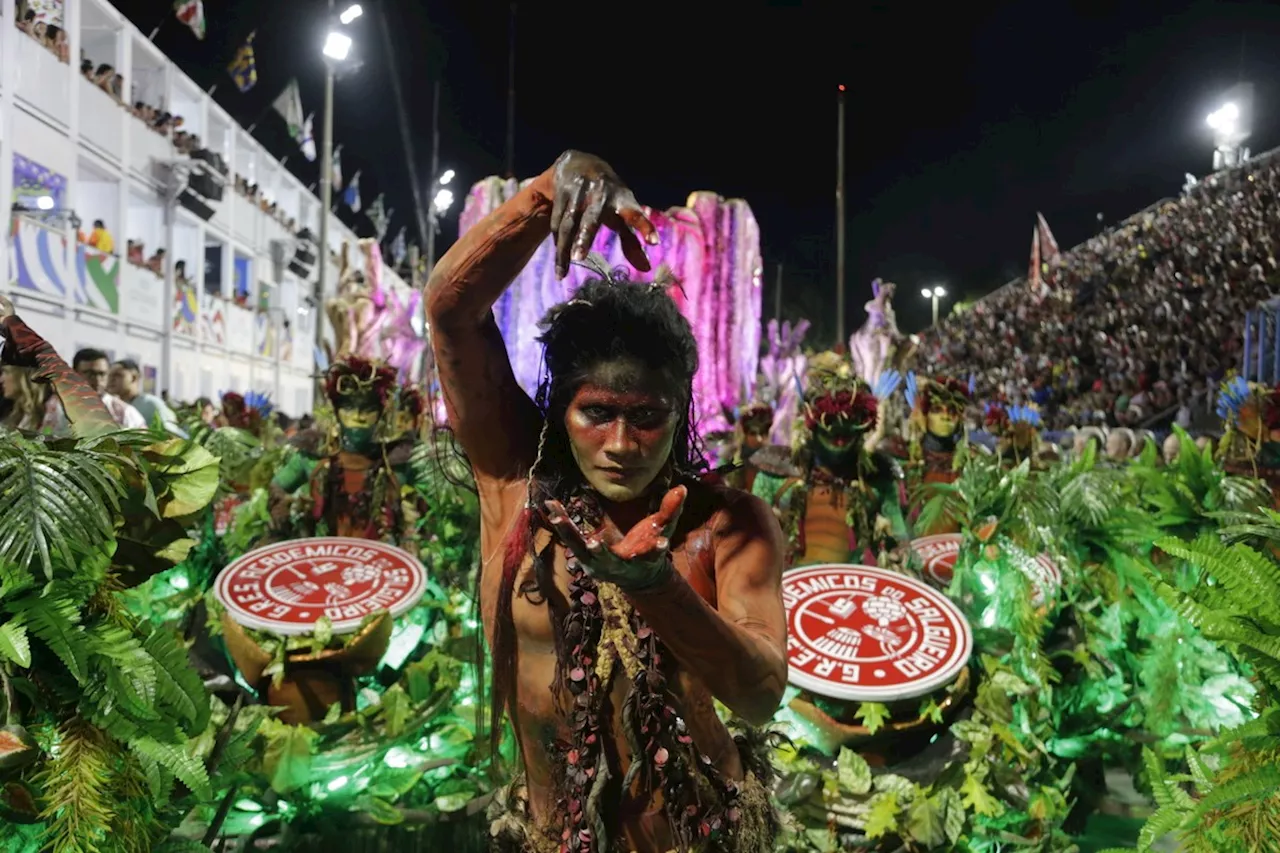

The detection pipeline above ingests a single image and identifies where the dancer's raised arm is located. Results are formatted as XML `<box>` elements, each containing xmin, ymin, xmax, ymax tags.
<box><xmin>424</xmin><ymin>150</ymin><xmax>657</xmax><ymax>483</ymax></box>
<box><xmin>0</xmin><ymin>295</ymin><xmax>115</xmax><ymax>434</ymax></box>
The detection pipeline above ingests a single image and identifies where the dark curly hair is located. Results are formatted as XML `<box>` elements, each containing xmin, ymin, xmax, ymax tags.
<box><xmin>531</xmin><ymin>273</ymin><xmax>706</xmax><ymax>485</ymax></box>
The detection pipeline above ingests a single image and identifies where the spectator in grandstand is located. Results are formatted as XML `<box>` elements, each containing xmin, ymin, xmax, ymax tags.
<box><xmin>108</xmin><ymin>359</ymin><xmax>185</xmax><ymax>436</ymax></box>
<box><xmin>919</xmin><ymin>152</ymin><xmax>1280</xmax><ymax>432</ymax></box>
<box><xmin>42</xmin><ymin>348</ymin><xmax>146</xmax><ymax>434</ymax></box>
<box><xmin>146</xmin><ymin>247</ymin><xmax>166</xmax><ymax>276</ymax></box>
<box><xmin>88</xmin><ymin>219</ymin><xmax>114</xmax><ymax>254</ymax></box>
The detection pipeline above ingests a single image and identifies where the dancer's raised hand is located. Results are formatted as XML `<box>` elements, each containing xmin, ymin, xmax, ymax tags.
<box><xmin>549</xmin><ymin>150</ymin><xmax>659</xmax><ymax>279</ymax></box>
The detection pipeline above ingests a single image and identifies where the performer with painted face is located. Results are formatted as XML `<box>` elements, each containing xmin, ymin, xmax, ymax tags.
<box><xmin>426</xmin><ymin>150</ymin><xmax>786</xmax><ymax>853</ymax></box>
<box><xmin>268</xmin><ymin>356</ymin><xmax>422</xmax><ymax>549</ymax></box>
<box><xmin>904</xmin><ymin>375</ymin><xmax>972</xmax><ymax>534</ymax></box>
<box><xmin>752</xmin><ymin>352</ymin><xmax>909</xmax><ymax>568</ymax></box>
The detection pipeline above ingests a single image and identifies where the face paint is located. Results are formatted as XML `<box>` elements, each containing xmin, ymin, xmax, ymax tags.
<box><xmin>563</xmin><ymin>358</ymin><xmax>680</xmax><ymax>503</ymax></box>
<box><xmin>337</xmin><ymin>405</ymin><xmax>381</xmax><ymax>452</ymax></box>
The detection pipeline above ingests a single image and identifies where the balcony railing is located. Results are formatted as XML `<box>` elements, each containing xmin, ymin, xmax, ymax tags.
<box><xmin>16</xmin><ymin>36</ymin><xmax>70</xmax><ymax>128</ymax></box>
<box><xmin>79</xmin><ymin>79</ymin><xmax>124</xmax><ymax>163</ymax></box>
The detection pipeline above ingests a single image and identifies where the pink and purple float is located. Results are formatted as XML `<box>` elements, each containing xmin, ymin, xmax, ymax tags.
<box><xmin>457</xmin><ymin>177</ymin><xmax>764</xmax><ymax>433</ymax></box>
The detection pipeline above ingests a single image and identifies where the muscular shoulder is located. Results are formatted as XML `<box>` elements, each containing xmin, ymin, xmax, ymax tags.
<box><xmin>682</xmin><ymin>480</ymin><xmax>784</xmax><ymax>550</ymax></box>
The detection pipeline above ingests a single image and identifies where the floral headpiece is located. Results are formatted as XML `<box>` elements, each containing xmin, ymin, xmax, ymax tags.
<box><xmin>921</xmin><ymin>376</ymin><xmax>971</xmax><ymax>414</ymax></box>
<box><xmin>323</xmin><ymin>355</ymin><xmax>397</xmax><ymax>408</ymax></box>
<box><xmin>396</xmin><ymin>384</ymin><xmax>425</xmax><ymax>418</ymax></box>
<box><xmin>804</xmin><ymin>380</ymin><xmax>879</xmax><ymax>432</ymax></box>
<box><xmin>737</xmin><ymin>400</ymin><xmax>774</xmax><ymax>433</ymax></box>
<box><xmin>983</xmin><ymin>403</ymin><xmax>1011</xmax><ymax>432</ymax></box>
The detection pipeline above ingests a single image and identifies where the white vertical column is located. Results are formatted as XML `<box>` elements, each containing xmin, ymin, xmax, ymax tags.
<box><xmin>0</xmin><ymin>0</ymin><xmax>17</xmax><ymax>299</ymax></box>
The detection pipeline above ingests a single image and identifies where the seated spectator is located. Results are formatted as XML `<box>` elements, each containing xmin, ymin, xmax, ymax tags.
<box><xmin>43</xmin><ymin>348</ymin><xmax>146</xmax><ymax>434</ymax></box>
<box><xmin>146</xmin><ymin>247</ymin><xmax>166</xmax><ymax>276</ymax></box>
<box><xmin>87</xmin><ymin>219</ymin><xmax>114</xmax><ymax>254</ymax></box>
<box><xmin>107</xmin><ymin>359</ymin><xmax>184</xmax><ymax>436</ymax></box>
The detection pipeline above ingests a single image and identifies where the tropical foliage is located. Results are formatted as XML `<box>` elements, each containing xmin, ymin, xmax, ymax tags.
<box><xmin>0</xmin><ymin>428</ymin><xmax>243</xmax><ymax>853</ymax></box>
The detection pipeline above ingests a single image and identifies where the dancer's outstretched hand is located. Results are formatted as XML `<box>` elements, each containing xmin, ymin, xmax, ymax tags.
<box><xmin>545</xmin><ymin>485</ymin><xmax>687</xmax><ymax>592</ymax></box>
<box><xmin>549</xmin><ymin>150</ymin><xmax>659</xmax><ymax>279</ymax></box>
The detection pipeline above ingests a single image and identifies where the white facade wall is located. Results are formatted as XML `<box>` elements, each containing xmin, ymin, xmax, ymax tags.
<box><xmin>0</xmin><ymin>0</ymin><xmax>414</xmax><ymax>417</ymax></box>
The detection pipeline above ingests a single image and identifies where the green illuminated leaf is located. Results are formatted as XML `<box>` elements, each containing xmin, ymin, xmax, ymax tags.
<box><xmin>363</xmin><ymin>796</ymin><xmax>405</xmax><ymax>825</ymax></box>
<box><xmin>836</xmin><ymin>747</ymin><xmax>871</xmax><ymax>795</ymax></box>
<box><xmin>0</xmin><ymin>621</ymin><xmax>31</xmax><ymax>668</ymax></box>
<box><xmin>959</xmin><ymin>773</ymin><xmax>1004</xmax><ymax>818</ymax></box>
<box><xmin>261</xmin><ymin>720</ymin><xmax>318</xmax><ymax>794</ymax></box>
<box><xmin>863</xmin><ymin>792</ymin><xmax>899</xmax><ymax>839</ymax></box>
<box><xmin>855</xmin><ymin>702</ymin><xmax>890</xmax><ymax>734</ymax></box>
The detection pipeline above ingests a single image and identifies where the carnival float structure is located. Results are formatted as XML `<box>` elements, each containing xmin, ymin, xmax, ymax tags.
<box><xmin>458</xmin><ymin>177</ymin><xmax>763</xmax><ymax>433</ymax></box>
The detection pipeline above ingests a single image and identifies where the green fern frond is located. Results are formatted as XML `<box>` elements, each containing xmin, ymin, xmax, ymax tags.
<box><xmin>128</xmin><ymin>736</ymin><xmax>211</xmax><ymax>801</ymax></box>
<box><xmin>1192</xmin><ymin>764</ymin><xmax>1280</xmax><ymax>817</ymax></box>
<box><xmin>1137</xmin><ymin>803</ymin><xmax>1187</xmax><ymax>851</ymax></box>
<box><xmin>0</xmin><ymin>435</ymin><xmax>124</xmax><ymax>583</ymax></box>
<box><xmin>141</xmin><ymin>625</ymin><xmax>212</xmax><ymax>734</ymax></box>
<box><xmin>35</xmin><ymin>718</ymin><xmax>116</xmax><ymax>853</ymax></box>
<box><xmin>1155</xmin><ymin>535</ymin><xmax>1280</xmax><ymax>622</ymax></box>
<box><xmin>9</xmin><ymin>594</ymin><xmax>89</xmax><ymax>681</ymax></box>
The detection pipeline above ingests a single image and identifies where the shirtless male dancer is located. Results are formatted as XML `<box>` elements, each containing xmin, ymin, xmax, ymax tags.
<box><xmin>426</xmin><ymin>151</ymin><xmax>787</xmax><ymax>853</ymax></box>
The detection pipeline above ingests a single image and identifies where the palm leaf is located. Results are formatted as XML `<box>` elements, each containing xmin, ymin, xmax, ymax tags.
<box><xmin>0</xmin><ymin>434</ymin><xmax>124</xmax><ymax>582</ymax></box>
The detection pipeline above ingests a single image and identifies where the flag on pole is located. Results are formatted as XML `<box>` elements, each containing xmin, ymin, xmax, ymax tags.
<box><xmin>390</xmin><ymin>227</ymin><xmax>407</xmax><ymax>266</ymax></box>
<box><xmin>1036</xmin><ymin>211</ymin><xmax>1060</xmax><ymax>260</ymax></box>
<box><xmin>173</xmin><ymin>0</ymin><xmax>206</xmax><ymax>39</ymax></box>
<box><xmin>227</xmin><ymin>31</ymin><xmax>257</xmax><ymax>92</ymax></box>
<box><xmin>343</xmin><ymin>170</ymin><xmax>362</xmax><ymax>213</ymax></box>
<box><xmin>299</xmin><ymin>113</ymin><xmax>316</xmax><ymax>161</ymax></box>
<box><xmin>332</xmin><ymin>145</ymin><xmax>343</xmax><ymax>191</ymax></box>
<box><xmin>271</xmin><ymin>80</ymin><xmax>305</xmax><ymax>140</ymax></box>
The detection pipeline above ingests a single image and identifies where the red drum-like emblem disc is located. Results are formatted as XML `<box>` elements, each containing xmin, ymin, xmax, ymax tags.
<box><xmin>214</xmin><ymin>537</ymin><xmax>427</xmax><ymax>636</ymax></box>
<box><xmin>912</xmin><ymin>534</ymin><xmax>964</xmax><ymax>588</ymax></box>
<box><xmin>910</xmin><ymin>534</ymin><xmax>1062</xmax><ymax>605</ymax></box>
<box><xmin>783</xmin><ymin>564</ymin><xmax>973</xmax><ymax>702</ymax></box>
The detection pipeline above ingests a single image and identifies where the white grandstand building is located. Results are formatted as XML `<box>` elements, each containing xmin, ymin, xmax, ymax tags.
<box><xmin>0</xmin><ymin>0</ymin><xmax>415</xmax><ymax>416</ymax></box>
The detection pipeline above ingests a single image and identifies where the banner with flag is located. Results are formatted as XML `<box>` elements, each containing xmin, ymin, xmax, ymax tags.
<box><xmin>332</xmin><ymin>145</ymin><xmax>343</xmax><ymax>191</ymax></box>
<box><xmin>343</xmin><ymin>170</ymin><xmax>361</xmax><ymax>213</ymax></box>
<box><xmin>173</xmin><ymin>0</ymin><xmax>206</xmax><ymax>39</ymax></box>
<box><xmin>227</xmin><ymin>32</ymin><xmax>257</xmax><ymax>92</ymax></box>
<box><xmin>1028</xmin><ymin>225</ymin><xmax>1042</xmax><ymax>293</ymax></box>
<box><xmin>1036</xmin><ymin>211</ymin><xmax>1060</xmax><ymax>260</ymax></box>
<box><xmin>271</xmin><ymin>80</ymin><xmax>305</xmax><ymax>141</ymax></box>
<box><xmin>390</xmin><ymin>227</ymin><xmax>407</xmax><ymax>267</ymax></box>
<box><xmin>299</xmin><ymin>113</ymin><xmax>316</xmax><ymax>162</ymax></box>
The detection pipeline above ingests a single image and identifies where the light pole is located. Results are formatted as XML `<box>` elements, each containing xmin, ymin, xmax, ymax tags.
<box><xmin>425</xmin><ymin>170</ymin><xmax>456</xmax><ymax>277</ymax></box>
<box><xmin>921</xmin><ymin>285</ymin><xmax>946</xmax><ymax>326</ymax></box>
<box><xmin>315</xmin><ymin>3</ymin><xmax>361</xmax><ymax>364</ymax></box>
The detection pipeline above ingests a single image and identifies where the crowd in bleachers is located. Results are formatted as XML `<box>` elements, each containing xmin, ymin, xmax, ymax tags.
<box><xmin>15</xmin><ymin>6</ymin><xmax>69</xmax><ymax>64</ymax></box>
<box><xmin>920</xmin><ymin>153</ymin><xmax>1280</xmax><ymax>433</ymax></box>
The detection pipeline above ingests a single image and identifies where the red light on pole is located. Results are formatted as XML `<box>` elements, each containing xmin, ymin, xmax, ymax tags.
<box><xmin>838</xmin><ymin>84</ymin><xmax>846</xmax><ymax>92</ymax></box>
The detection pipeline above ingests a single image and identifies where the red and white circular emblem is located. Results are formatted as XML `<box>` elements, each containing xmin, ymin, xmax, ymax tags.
<box><xmin>783</xmin><ymin>564</ymin><xmax>973</xmax><ymax>702</ymax></box>
<box><xmin>214</xmin><ymin>537</ymin><xmax>427</xmax><ymax>636</ymax></box>
<box><xmin>910</xmin><ymin>534</ymin><xmax>1062</xmax><ymax>604</ymax></box>
<box><xmin>911</xmin><ymin>534</ymin><xmax>963</xmax><ymax>588</ymax></box>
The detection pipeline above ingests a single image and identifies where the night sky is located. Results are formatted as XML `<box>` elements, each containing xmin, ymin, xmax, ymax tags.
<box><xmin>117</xmin><ymin>0</ymin><xmax>1280</xmax><ymax>342</ymax></box>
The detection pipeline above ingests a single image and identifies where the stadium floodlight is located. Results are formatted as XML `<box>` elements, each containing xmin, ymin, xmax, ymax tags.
<box><xmin>323</xmin><ymin>31</ymin><xmax>353</xmax><ymax>61</ymax></box>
